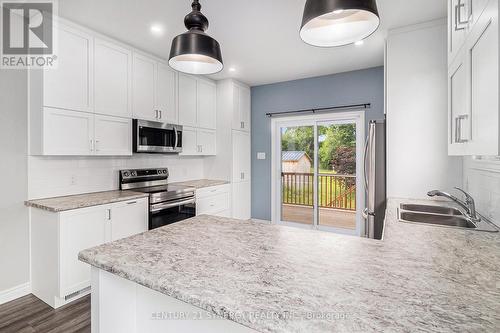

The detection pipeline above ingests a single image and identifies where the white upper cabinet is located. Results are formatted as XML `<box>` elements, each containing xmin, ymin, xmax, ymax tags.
<box><xmin>468</xmin><ymin>6</ymin><xmax>498</xmax><ymax>155</ymax></box>
<box><xmin>179</xmin><ymin>126</ymin><xmax>198</xmax><ymax>156</ymax></box>
<box><xmin>447</xmin><ymin>0</ymin><xmax>499</xmax><ymax>156</ymax></box>
<box><xmin>178</xmin><ymin>74</ymin><xmax>198</xmax><ymax>127</ymax></box>
<box><xmin>156</xmin><ymin>63</ymin><xmax>177</xmax><ymax>123</ymax></box>
<box><xmin>197</xmin><ymin>79</ymin><xmax>217</xmax><ymax>129</ymax></box>
<box><xmin>132</xmin><ymin>54</ymin><xmax>178</xmax><ymax>123</ymax></box>
<box><xmin>43</xmin><ymin>22</ymin><xmax>93</xmax><ymax>112</ymax></box>
<box><xmin>132</xmin><ymin>53</ymin><xmax>156</xmax><ymax>121</ymax></box>
<box><xmin>197</xmin><ymin>128</ymin><xmax>216</xmax><ymax>155</ymax></box>
<box><xmin>94</xmin><ymin>115</ymin><xmax>132</xmax><ymax>156</ymax></box>
<box><xmin>43</xmin><ymin>107</ymin><xmax>94</xmax><ymax>156</ymax></box>
<box><xmin>232</xmin><ymin>130</ymin><xmax>251</xmax><ymax>183</ymax></box>
<box><xmin>94</xmin><ymin>38</ymin><xmax>132</xmax><ymax>118</ymax></box>
<box><xmin>232</xmin><ymin>84</ymin><xmax>251</xmax><ymax>132</ymax></box>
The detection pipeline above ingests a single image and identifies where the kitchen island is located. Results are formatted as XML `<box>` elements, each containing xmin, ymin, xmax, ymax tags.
<box><xmin>79</xmin><ymin>199</ymin><xmax>500</xmax><ymax>333</ymax></box>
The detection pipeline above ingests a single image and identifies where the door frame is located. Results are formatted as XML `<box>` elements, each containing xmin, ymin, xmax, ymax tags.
<box><xmin>271</xmin><ymin>110</ymin><xmax>366</xmax><ymax>236</ymax></box>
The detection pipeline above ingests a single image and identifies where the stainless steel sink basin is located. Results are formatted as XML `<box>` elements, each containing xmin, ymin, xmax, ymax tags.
<box><xmin>400</xmin><ymin>204</ymin><xmax>463</xmax><ymax>216</ymax></box>
<box><xmin>399</xmin><ymin>212</ymin><xmax>476</xmax><ymax>229</ymax></box>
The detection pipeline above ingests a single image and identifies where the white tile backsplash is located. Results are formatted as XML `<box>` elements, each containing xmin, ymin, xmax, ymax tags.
<box><xmin>463</xmin><ymin>156</ymin><xmax>500</xmax><ymax>226</ymax></box>
<box><xmin>28</xmin><ymin>155</ymin><xmax>205</xmax><ymax>200</ymax></box>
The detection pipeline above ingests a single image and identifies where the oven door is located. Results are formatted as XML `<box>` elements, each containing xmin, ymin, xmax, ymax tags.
<box><xmin>134</xmin><ymin>119</ymin><xmax>183</xmax><ymax>153</ymax></box>
<box><xmin>149</xmin><ymin>197</ymin><xmax>196</xmax><ymax>230</ymax></box>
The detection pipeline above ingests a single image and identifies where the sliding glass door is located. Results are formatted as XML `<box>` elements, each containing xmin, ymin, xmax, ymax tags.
<box><xmin>272</xmin><ymin>112</ymin><xmax>364</xmax><ymax>236</ymax></box>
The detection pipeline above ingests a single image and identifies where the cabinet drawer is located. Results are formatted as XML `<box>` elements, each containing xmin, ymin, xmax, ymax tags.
<box><xmin>196</xmin><ymin>184</ymin><xmax>230</xmax><ymax>199</ymax></box>
<box><xmin>197</xmin><ymin>192</ymin><xmax>230</xmax><ymax>215</ymax></box>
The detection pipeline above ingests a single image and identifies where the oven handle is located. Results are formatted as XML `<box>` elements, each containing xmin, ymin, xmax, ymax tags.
<box><xmin>150</xmin><ymin>198</ymin><xmax>195</xmax><ymax>213</ymax></box>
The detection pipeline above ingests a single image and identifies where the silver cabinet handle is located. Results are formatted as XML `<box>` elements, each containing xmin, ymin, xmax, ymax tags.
<box><xmin>155</xmin><ymin>110</ymin><xmax>158</xmax><ymax>119</ymax></box>
<box><xmin>150</xmin><ymin>198</ymin><xmax>195</xmax><ymax>213</ymax></box>
<box><xmin>455</xmin><ymin>0</ymin><xmax>468</xmax><ymax>31</ymax></box>
<box><xmin>159</xmin><ymin>110</ymin><xmax>162</xmax><ymax>119</ymax></box>
<box><xmin>95</xmin><ymin>140</ymin><xmax>99</xmax><ymax>152</ymax></box>
<box><xmin>107</xmin><ymin>208</ymin><xmax>111</xmax><ymax>220</ymax></box>
<box><xmin>241</xmin><ymin>121</ymin><xmax>244</xmax><ymax>129</ymax></box>
<box><xmin>126</xmin><ymin>201</ymin><xmax>137</xmax><ymax>205</ymax></box>
<box><xmin>174</xmin><ymin>127</ymin><xmax>179</xmax><ymax>149</ymax></box>
<box><xmin>241</xmin><ymin>172</ymin><xmax>244</xmax><ymax>180</ymax></box>
<box><xmin>90</xmin><ymin>139</ymin><xmax>94</xmax><ymax>151</ymax></box>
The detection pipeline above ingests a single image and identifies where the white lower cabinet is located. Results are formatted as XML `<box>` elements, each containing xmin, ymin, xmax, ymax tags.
<box><xmin>232</xmin><ymin>182</ymin><xmax>251</xmax><ymax>220</ymax></box>
<box><xmin>180</xmin><ymin>127</ymin><xmax>216</xmax><ymax>156</ymax></box>
<box><xmin>196</xmin><ymin>184</ymin><xmax>231</xmax><ymax>217</ymax></box>
<box><xmin>31</xmin><ymin>197</ymin><xmax>148</xmax><ymax>308</ymax></box>
<box><xmin>37</xmin><ymin>107</ymin><xmax>132</xmax><ymax>156</ymax></box>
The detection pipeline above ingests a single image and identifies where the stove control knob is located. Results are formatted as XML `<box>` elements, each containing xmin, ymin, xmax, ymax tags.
<box><xmin>163</xmin><ymin>170</ymin><xmax>168</xmax><ymax>174</ymax></box>
<box><xmin>124</xmin><ymin>172</ymin><xmax>130</xmax><ymax>177</ymax></box>
<box><xmin>131</xmin><ymin>171</ymin><xmax>137</xmax><ymax>177</ymax></box>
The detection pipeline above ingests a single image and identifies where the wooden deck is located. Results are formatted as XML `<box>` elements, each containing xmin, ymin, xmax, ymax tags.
<box><xmin>282</xmin><ymin>204</ymin><xmax>356</xmax><ymax>229</ymax></box>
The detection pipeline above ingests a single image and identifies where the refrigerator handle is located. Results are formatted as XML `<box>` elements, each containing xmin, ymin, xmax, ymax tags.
<box><xmin>363</xmin><ymin>130</ymin><xmax>370</xmax><ymax>194</ymax></box>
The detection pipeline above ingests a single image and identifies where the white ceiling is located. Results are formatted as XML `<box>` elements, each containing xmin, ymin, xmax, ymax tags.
<box><xmin>58</xmin><ymin>0</ymin><xmax>446</xmax><ymax>86</ymax></box>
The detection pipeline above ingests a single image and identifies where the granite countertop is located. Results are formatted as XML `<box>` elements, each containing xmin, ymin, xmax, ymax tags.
<box><xmin>170</xmin><ymin>179</ymin><xmax>229</xmax><ymax>189</ymax></box>
<box><xmin>79</xmin><ymin>198</ymin><xmax>500</xmax><ymax>332</ymax></box>
<box><xmin>25</xmin><ymin>190</ymin><xmax>149</xmax><ymax>212</ymax></box>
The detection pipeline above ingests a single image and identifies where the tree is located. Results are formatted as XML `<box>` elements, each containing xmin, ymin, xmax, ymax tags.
<box><xmin>331</xmin><ymin>146</ymin><xmax>356</xmax><ymax>175</ymax></box>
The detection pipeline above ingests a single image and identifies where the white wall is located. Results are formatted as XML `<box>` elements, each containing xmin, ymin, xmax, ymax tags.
<box><xmin>463</xmin><ymin>157</ymin><xmax>500</xmax><ymax>225</ymax></box>
<box><xmin>0</xmin><ymin>69</ymin><xmax>30</xmax><ymax>300</ymax></box>
<box><xmin>28</xmin><ymin>155</ymin><xmax>205</xmax><ymax>200</ymax></box>
<box><xmin>386</xmin><ymin>19</ymin><xmax>462</xmax><ymax>199</ymax></box>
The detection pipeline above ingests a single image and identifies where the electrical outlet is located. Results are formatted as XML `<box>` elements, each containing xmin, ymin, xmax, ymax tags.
<box><xmin>70</xmin><ymin>175</ymin><xmax>77</xmax><ymax>186</ymax></box>
<box><xmin>257</xmin><ymin>152</ymin><xmax>266</xmax><ymax>160</ymax></box>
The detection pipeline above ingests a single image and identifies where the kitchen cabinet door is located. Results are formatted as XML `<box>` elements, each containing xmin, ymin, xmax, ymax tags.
<box><xmin>94</xmin><ymin>115</ymin><xmax>132</xmax><ymax>156</ymax></box>
<box><xmin>232</xmin><ymin>130</ymin><xmax>251</xmax><ymax>182</ymax></box>
<box><xmin>197</xmin><ymin>128</ymin><xmax>216</xmax><ymax>155</ymax></box>
<box><xmin>239</xmin><ymin>85</ymin><xmax>251</xmax><ymax>132</ymax></box>
<box><xmin>156</xmin><ymin>63</ymin><xmax>177</xmax><ymax>123</ymax></box>
<box><xmin>178</xmin><ymin>74</ymin><xmax>197</xmax><ymax>127</ymax></box>
<box><xmin>179</xmin><ymin>126</ymin><xmax>198</xmax><ymax>156</ymax></box>
<box><xmin>94</xmin><ymin>38</ymin><xmax>132</xmax><ymax>118</ymax></box>
<box><xmin>232</xmin><ymin>181</ymin><xmax>251</xmax><ymax>220</ymax></box>
<box><xmin>43</xmin><ymin>107</ymin><xmax>94</xmax><ymax>155</ymax></box>
<box><xmin>468</xmin><ymin>8</ymin><xmax>499</xmax><ymax>155</ymax></box>
<box><xmin>110</xmin><ymin>198</ymin><xmax>148</xmax><ymax>241</ymax></box>
<box><xmin>132</xmin><ymin>53</ymin><xmax>156</xmax><ymax>121</ymax></box>
<box><xmin>59</xmin><ymin>205</ymin><xmax>107</xmax><ymax>297</ymax></box>
<box><xmin>197</xmin><ymin>79</ymin><xmax>217</xmax><ymax>129</ymax></box>
<box><xmin>43</xmin><ymin>22</ymin><xmax>93</xmax><ymax>112</ymax></box>
<box><xmin>448</xmin><ymin>51</ymin><xmax>469</xmax><ymax>155</ymax></box>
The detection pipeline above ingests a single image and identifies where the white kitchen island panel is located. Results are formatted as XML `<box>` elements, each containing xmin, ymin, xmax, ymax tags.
<box><xmin>91</xmin><ymin>268</ymin><xmax>257</xmax><ymax>333</ymax></box>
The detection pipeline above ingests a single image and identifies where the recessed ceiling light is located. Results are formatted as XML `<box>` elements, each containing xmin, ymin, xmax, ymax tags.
<box><xmin>229</xmin><ymin>67</ymin><xmax>236</xmax><ymax>72</ymax></box>
<box><xmin>354</xmin><ymin>40</ymin><xmax>364</xmax><ymax>46</ymax></box>
<box><xmin>150</xmin><ymin>24</ymin><xmax>165</xmax><ymax>36</ymax></box>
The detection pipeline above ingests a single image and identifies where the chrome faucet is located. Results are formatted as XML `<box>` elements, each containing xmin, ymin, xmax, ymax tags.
<box><xmin>427</xmin><ymin>187</ymin><xmax>480</xmax><ymax>223</ymax></box>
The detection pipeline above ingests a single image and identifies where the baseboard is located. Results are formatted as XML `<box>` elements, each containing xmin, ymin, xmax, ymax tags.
<box><xmin>0</xmin><ymin>282</ymin><xmax>31</xmax><ymax>305</ymax></box>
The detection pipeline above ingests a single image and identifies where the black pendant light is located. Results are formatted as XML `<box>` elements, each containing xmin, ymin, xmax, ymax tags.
<box><xmin>169</xmin><ymin>0</ymin><xmax>223</xmax><ymax>75</ymax></box>
<box><xmin>300</xmin><ymin>0</ymin><xmax>380</xmax><ymax>47</ymax></box>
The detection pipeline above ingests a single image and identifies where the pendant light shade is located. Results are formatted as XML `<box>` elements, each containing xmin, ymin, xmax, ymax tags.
<box><xmin>169</xmin><ymin>0</ymin><xmax>223</xmax><ymax>75</ymax></box>
<box><xmin>300</xmin><ymin>0</ymin><xmax>380</xmax><ymax>47</ymax></box>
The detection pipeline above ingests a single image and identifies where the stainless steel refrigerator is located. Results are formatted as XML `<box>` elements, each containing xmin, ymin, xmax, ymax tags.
<box><xmin>363</xmin><ymin>120</ymin><xmax>386</xmax><ymax>240</ymax></box>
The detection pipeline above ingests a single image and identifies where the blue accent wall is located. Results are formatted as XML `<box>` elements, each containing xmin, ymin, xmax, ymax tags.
<box><xmin>250</xmin><ymin>66</ymin><xmax>385</xmax><ymax>221</ymax></box>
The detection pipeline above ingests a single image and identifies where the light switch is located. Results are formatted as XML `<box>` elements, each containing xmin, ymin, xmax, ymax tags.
<box><xmin>257</xmin><ymin>152</ymin><xmax>266</xmax><ymax>160</ymax></box>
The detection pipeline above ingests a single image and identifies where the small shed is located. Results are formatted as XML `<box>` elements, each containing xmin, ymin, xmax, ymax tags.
<box><xmin>282</xmin><ymin>151</ymin><xmax>312</xmax><ymax>173</ymax></box>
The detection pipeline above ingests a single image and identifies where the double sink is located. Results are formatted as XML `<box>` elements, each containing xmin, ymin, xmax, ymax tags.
<box><xmin>398</xmin><ymin>204</ymin><xmax>498</xmax><ymax>232</ymax></box>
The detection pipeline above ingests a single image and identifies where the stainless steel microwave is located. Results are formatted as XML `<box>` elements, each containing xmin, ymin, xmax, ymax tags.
<box><xmin>133</xmin><ymin>119</ymin><xmax>183</xmax><ymax>153</ymax></box>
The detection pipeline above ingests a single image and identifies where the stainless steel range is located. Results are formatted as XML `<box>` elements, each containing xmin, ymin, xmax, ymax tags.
<box><xmin>120</xmin><ymin>168</ymin><xmax>196</xmax><ymax>230</ymax></box>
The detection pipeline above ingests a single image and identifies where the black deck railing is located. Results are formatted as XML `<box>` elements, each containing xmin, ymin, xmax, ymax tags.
<box><xmin>281</xmin><ymin>173</ymin><xmax>356</xmax><ymax>211</ymax></box>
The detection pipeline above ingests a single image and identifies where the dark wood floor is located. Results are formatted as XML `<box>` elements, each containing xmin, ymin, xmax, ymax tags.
<box><xmin>0</xmin><ymin>294</ymin><xmax>90</xmax><ymax>333</ymax></box>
